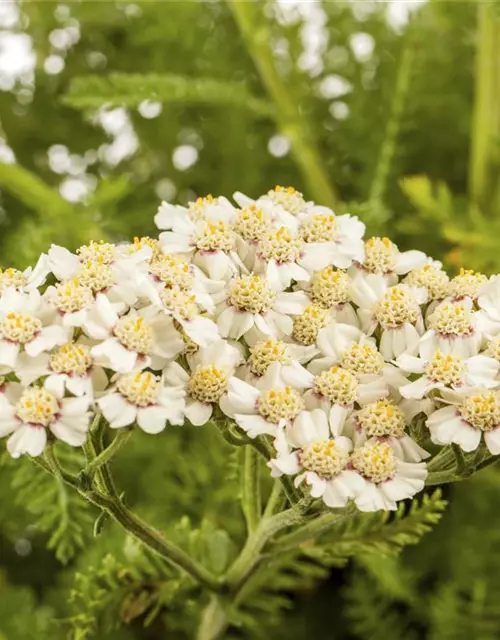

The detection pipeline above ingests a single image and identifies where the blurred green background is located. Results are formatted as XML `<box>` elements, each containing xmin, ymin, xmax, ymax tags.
<box><xmin>1</xmin><ymin>1</ymin><xmax>500</xmax><ymax>638</ymax></box>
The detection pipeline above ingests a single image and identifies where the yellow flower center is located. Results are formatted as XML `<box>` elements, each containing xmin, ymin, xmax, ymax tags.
<box><xmin>314</xmin><ymin>366</ymin><xmax>358</xmax><ymax>405</ymax></box>
<box><xmin>425</xmin><ymin>351</ymin><xmax>463</xmax><ymax>385</ymax></box>
<box><xmin>485</xmin><ymin>337</ymin><xmax>500</xmax><ymax>362</ymax></box>
<box><xmin>459</xmin><ymin>392</ymin><xmax>500</xmax><ymax>431</ymax></box>
<box><xmin>77</xmin><ymin>240</ymin><xmax>117</xmax><ymax>264</ymax></box>
<box><xmin>300</xmin><ymin>213</ymin><xmax>338</xmax><ymax>243</ymax></box>
<box><xmin>301</xmin><ymin>439</ymin><xmax>350</xmax><ymax>479</ymax></box>
<box><xmin>350</xmin><ymin>441</ymin><xmax>397</xmax><ymax>483</ymax></box>
<box><xmin>268</xmin><ymin>185</ymin><xmax>305</xmax><ymax>214</ymax></box>
<box><xmin>16</xmin><ymin>387</ymin><xmax>59</xmax><ymax>427</ymax></box>
<box><xmin>405</xmin><ymin>264</ymin><xmax>449</xmax><ymax>301</ymax></box>
<box><xmin>258</xmin><ymin>226</ymin><xmax>303</xmax><ymax>264</ymax></box>
<box><xmin>0</xmin><ymin>268</ymin><xmax>26</xmax><ymax>292</ymax></box>
<box><xmin>127</xmin><ymin>236</ymin><xmax>161</xmax><ymax>260</ymax></box>
<box><xmin>187</xmin><ymin>194</ymin><xmax>218</xmax><ymax>221</ymax></box>
<box><xmin>114</xmin><ymin>316</ymin><xmax>154</xmax><ymax>354</ymax></box>
<box><xmin>50</xmin><ymin>343</ymin><xmax>92</xmax><ymax>376</ymax></box>
<box><xmin>374</xmin><ymin>285</ymin><xmax>418</xmax><ymax>328</ymax></box>
<box><xmin>188</xmin><ymin>365</ymin><xmax>228</xmax><ymax>404</ymax></box>
<box><xmin>449</xmin><ymin>268</ymin><xmax>488</xmax><ymax>300</ymax></box>
<box><xmin>233</xmin><ymin>205</ymin><xmax>270</xmax><ymax>243</ymax></box>
<box><xmin>77</xmin><ymin>260</ymin><xmax>116</xmax><ymax>293</ymax></box>
<box><xmin>0</xmin><ymin>312</ymin><xmax>42</xmax><ymax>344</ymax></box>
<box><xmin>149</xmin><ymin>254</ymin><xmax>194</xmax><ymax>289</ymax></box>
<box><xmin>160</xmin><ymin>287</ymin><xmax>198</xmax><ymax>320</ymax></box>
<box><xmin>258</xmin><ymin>386</ymin><xmax>304</xmax><ymax>423</ymax></box>
<box><xmin>357</xmin><ymin>400</ymin><xmax>406</xmax><ymax>437</ymax></box>
<box><xmin>117</xmin><ymin>371</ymin><xmax>160</xmax><ymax>407</ymax></box>
<box><xmin>53</xmin><ymin>278</ymin><xmax>93</xmax><ymax>313</ymax></box>
<box><xmin>292</xmin><ymin>305</ymin><xmax>329</xmax><ymax>346</ymax></box>
<box><xmin>340</xmin><ymin>342</ymin><xmax>384</xmax><ymax>375</ymax></box>
<box><xmin>363</xmin><ymin>237</ymin><xmax>398</xmax><ymax>274</ymax></box>
<box><xmin>249</xmin><ymin>339</ymin><xmax>291</xmax><ymax>376</ymax></box>
<box><xmin>227</xmin><ymin>274</ymin><xmax>277</xmax><ymax>314</ymax></box>
<box><xmin>195</xmin><ymin>220</ymin><xmax>235</xmax><ymax>252</ymax></box>
<box><xmin>310</xmin><ymin>267</ymin><xmax>351</xmax><ymax>308</ymax></box>
<box><xmin>428</xmin><ymin>301</ymin><xmax>474</xmax><ymax>336</ymax></box>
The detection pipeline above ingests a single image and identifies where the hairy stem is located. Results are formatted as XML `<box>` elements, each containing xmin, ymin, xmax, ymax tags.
<box><xmin>241</xmin><ymin>446</ymin><xmax>261</xmax><ymax>532</ymax></box>
<box><xmin>228</xmin><ymin>0</ymin><xmax>338</xmax><ymax>207</ymax></box>
<box><xmin>369</xmin><ymin>25</ymin><xmax>416</xmax><ymax>205</ymax></box>
<box><xmin>84</xmin><ymin>428</ymin><xmax>131</xmax><ymax>477</ymax></box>
<box><xmin>196</xmin><ymin>596</ymin><xmax>229</xmax><ymax>640</ymax></box>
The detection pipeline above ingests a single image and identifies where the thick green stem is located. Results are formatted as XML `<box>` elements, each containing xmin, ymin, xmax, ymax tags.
<box><xmin>469</xmin><ymin>3</ymin><xmax>500</xmax><ymax>211</ymax></box>
<box><xmin>369</xmin><ymin>27</ymin><xmax>415</xmax><ymax>204</ymax></box>
<box><xmin>228</xmin><ymin>0</ymin><xmax>337</xmax><ymax>207</ymax></box>
<box><xmin>263</xmin><ymin>481</ymin><xmax>284</xmax><ymax>518</ymax></box>
<box><xmin>84</xmin><ymin>429</ymin><xmax>131</xmax><ymax>476</ymax></box>
<box><xmin>196</xmin><ymin>597</ymin><xmax>229</xmax><ymax>640</ymax></box>
<box><xmin>225</xmin><ymin>508</ymin><xmax>311</xmax><ymax>590</ymax></box>
<box><xmin>241</xmin><ymin>446</ymin><xmax>261</xmax><ymax>533</ymax></box>
<box><xmin>36</xmin><ymin>446</ymin><xmax>222</xmax><ymax>592</ymax></box>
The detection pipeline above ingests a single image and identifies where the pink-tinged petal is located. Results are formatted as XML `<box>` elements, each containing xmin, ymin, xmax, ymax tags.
<box><xmin>98</xmin><ymin>393</ymin><xmax>137</xmax><ymax>428</ymax></box>
<box><xmin>50</xmin><ymin>420</ymin><xmax>88</xmax><ymax>447</ymax></box>
<box><xmin>137</xmin><ymin>406</ymin><xmax>169</xmax><ymax>434</ymax></box>
<box><xmin>7</xmin><ymin>425</ymin><xmax>47</xmax><ymax>458</ymax></box>
<box><xmin>182</xmin><ymin>316</ymin><xmax>219</xmax><ymax>348</ymax></box>
<box><xmin>234</xmin><ymin>414</ymin><xmax>276</xmax><ymax>438</ymax></box>
<box><xmin>185</xmin><ymin>400</ymin><xmax>212</xmax><ymax>426</ymax></box>
<box><xmin>484</xmin><ymin>428</ymin><xmax>500</xmax><ymax>455</ymax></box>
<box><xmin>92</xmin><ymin>338</ymin><xmax>138</xmax><ymax>373</ymax></box>
<box><xmin>269</xmin><ymin>451</ymin><xmax>301</xmax><ymax>477</ymax></box>
<box><xmin>0</xmin><ymin>340</ymin><xmax>20</xmax><ymax>370</ymax></box>
<box><xmin>225</xmin><ymin>377</ymin><xmax>260</xmax><ymax>414</ymax></box>
<box><xmin>25</xmin><ymin>325</ymin><xmax>69</xmax><ymax>357</ymax></box>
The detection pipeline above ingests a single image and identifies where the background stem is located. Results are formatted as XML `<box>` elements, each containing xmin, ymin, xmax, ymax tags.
<box><xmin>228</xmin><ymin>0</ymin><xmax>338</xmax><ymax>207</ymax></box>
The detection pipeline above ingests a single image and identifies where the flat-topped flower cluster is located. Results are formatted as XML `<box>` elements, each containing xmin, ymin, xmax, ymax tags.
<box><xmin>2</xmin><ymin>185</ymin><xmax>500</xmax><ymax>512</ymax></box>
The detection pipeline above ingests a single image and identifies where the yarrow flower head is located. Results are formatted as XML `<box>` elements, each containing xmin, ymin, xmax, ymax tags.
<box><xmin>1</xmin><ymin>182</ymin><xmax>495</xmax><ymax>520</ymax></box>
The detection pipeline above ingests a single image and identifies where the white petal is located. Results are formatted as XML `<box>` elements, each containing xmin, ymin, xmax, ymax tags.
<box><xmin>185</xmin><ymin>400</ymin><xmax>212</xmax><ymax>426</ymax></box>
<box><xmin>98</xmin><ymin>393</ymin><xmax>137</xmax><ymax>428</ymax></box>
<box><xmin>137</xmin><ymin>406</ymin><xmax>169</xmax><ymax>433</ymax></box>
<box><xmin>7</xmin><ymin>425</ymin><xmax>47</xmax><ymax>458</ymax></box>
<box><xmin>92</xmin><ymin>338</ymin><xmax>138</xmax><ymax>373</ymax></box>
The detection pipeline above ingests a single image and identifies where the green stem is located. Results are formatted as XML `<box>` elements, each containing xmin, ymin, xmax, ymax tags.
<box><xmin>369</xmin><ymin>25</ymin><xmax>415</xmax><ymax>204</ymax></box>
<box><xmin>228</xmin><ymin>0</ymin><xmax>337</xmax><ymax>207</ymax></box>
<box><xmin>241</xmin><ymin>447</ymin><xmax>261</xmax><ymax>533</ymax></box>
<box><xmin>469</xmin><ymin>2</ymin><xmax>500</xmax><ymax>211</ymax></box>
<box><xmin>263</xmin><ymin>481</ymin><xmax>284</xmax><ymax>518</ymax></box>
<box><xmin>35</xmin><ymin>449</ymin><xmax>222</xmax><ymax>592</ymax></box>
<box><xmin>225</xmin><ymin>508</ymin><xmax>311</xmax><ymax>590</ymax></box>
<box><xmin>196</xmin><ymin>596</ymin><xmax>229</xmax><ymax>640</ymax></box>
<box><xmin>84</xmin><ymin>429</ymin><xmax>131</xmax><ymax>476</ymax></box>
<box><xmin>268</xmin><ymin>506</ymin><xmax>355</xmax><ymax>553</ymax></box>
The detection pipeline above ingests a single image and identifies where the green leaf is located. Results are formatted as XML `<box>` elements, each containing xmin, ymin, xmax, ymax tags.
<box><xmin>0</xmin><ymin>163</ymin><xmax>72</xmax><ymax>217</ymax></box>
<box><xmin>62</xmin><ymin>73</ymin><xmax>273</xmax><ymax>116</ymax></box>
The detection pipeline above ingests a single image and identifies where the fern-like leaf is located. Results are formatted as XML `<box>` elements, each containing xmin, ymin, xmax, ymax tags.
<box><xmin>62</xmin><ymin>73</ymin><xmax>272</xmax><ymax>115</ymax></box>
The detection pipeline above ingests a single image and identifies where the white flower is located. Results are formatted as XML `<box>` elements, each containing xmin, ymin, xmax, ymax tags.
<box><xmin>252</xmin><ymin>226</ymin><xmax>310</xmax><ymax>291</ymax></box>
<box><xmin>0</xmin><ymin>288</ymin><xmax>69</xmax><ymax>375</ymax></box>
<box><xmin>349</xmin><ymin>398</ymin><xmax>430</xmax><ymax>463</ymax></box>
<box><xmin>350</xmin><ymin>275</ymin><xmax>426</xmax><ymax>359</ymax></box>
<box><xmin>0</xmin><ymin>254</ymin><xmax>50</xmax><ymax>295</ymax></box>
<box><xmin>352</xmin><ymin>236</ymin><xmax>428</xmax><ymax>282</ymax></box>
<box><xmin>221</xmin><ymin>363</ymin><xmax>307</xmax><ymax>437</ymax></box>
<box><xmin>310</xmin><ymin>323</ymin><xmax>405</xmax><ymax>401</ymax></box>
<box><xmin>349</xmin><ymin>439</ymin><xmax>427</xmax><ymax>511</ymax></box>
<box><xmin>419</xmin><ymin>298</ymin><xmax>481</xmax><ymax>359</ymax></box>
<box><xmin>298</xmin><ymin>211</ymin><xmax>365</xmax><ymax>271</ymax></box>
<box><xmin>269</xmin><ymin>409</ymin><xmax>364</xmax><ymax>508</ymax></box>
<box><xmin>0</xmin><ymin>381</ymin><xmax>91</xmax><ymax>458</ymax></box>
<box><xmin>84</xmin><ymin>294</ymin><xmax>184</xmax><ymax>373</ymax></box>
<box><xmin>44</xmin><ymin>278</ymin><xmax>95</xmax><ymax>328</ymax></box>
<box><xmin>159</xmin><ymin>216</ymin><xmax>245</xmax><ymax>281</ymax></box>
<box><xmin>298</xmin><ymin>266</ymin><xmax>359</xmax><ymax>327</ymax></box>
<box><xmin>476</xmin><ymin>275</ymin><xmax>500</xmax><ymax>336</ymax></box>
<box><xmin>215</xmin><ymin>273</ymin><xmax>309</xmax><ymax>341</ymax></box>
<box><xmin>98</xmin><ymin>371</ymin><xmax>185</xmax><ymax>433</ymax></box>
<box><xmin>163</xmin><ymin>340</ymin><xmax>242</xmax><ymax>426</ymax></box>
<box><xmin>233</xmin><ymin>186</ymin><xmax>310</xmax><ymax>231</ymax></box>
<box><xmin>426</xmin><ymin>389</ymin><xmax>500</xmax><ymax>454</ymax></box>
<box><xmin>239</xmin><ymin>338</ymin><xmax>316</xmax><ymax>389</ymax></box>
<box><xmin>15</xmin><ymin>342</ymin><xmax>108</xmax><ymax>400</ymax></box>
<box><xmin>404</xmin><ymin>262</ymin><xmax>450</xmax><ymax>301</ymax></box>
<box><xmin>155</xmin><ymin>194</ymin><xmax>236</xmax><ymax>230</ymax></box>
<box><xmin>396</xmin><ymin>350</ymin><xmax>500</xmax><ymax>399</ymax></box>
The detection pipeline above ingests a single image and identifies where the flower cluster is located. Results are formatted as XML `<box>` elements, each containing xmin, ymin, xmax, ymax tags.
<box><xmin>2</xmin><ymin>185</ymin><xmax>500</xmax><ymax>513</ymax></box>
